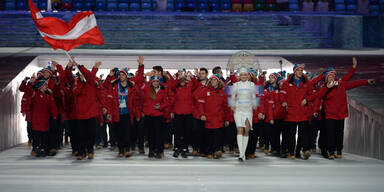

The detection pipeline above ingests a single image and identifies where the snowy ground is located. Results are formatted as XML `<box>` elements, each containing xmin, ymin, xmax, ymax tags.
<box><xmin>0</xmin><ymin>144</ymin><xmax>383</xmax><ymax>192</ymax></box>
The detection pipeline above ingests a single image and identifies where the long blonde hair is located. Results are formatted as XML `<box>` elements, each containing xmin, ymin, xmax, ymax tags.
<box><xmin>150</xmin><ymin>86</ymin><xmax>157</xmax><ymax>100</ymax></box>
<box><xmin>150</xmin><ymin>80</ymin><xmax>160</xmax><ymax>100</ymax></box>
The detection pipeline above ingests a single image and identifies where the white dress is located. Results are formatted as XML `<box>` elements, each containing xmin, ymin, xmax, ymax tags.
<box><xmin>230</xmin><ymin>81</ymin><xmax>257</xmax><ymax>128</ymax></box>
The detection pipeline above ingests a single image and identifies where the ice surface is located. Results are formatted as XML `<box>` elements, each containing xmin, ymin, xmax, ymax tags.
<box><xmin>0</xmin><ymin>144</ymin><xmax>383</xmax><ymax>192</ymax></box>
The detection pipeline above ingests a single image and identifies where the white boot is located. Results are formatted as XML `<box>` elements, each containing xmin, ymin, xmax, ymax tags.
<box><xmin>237</xmin><ymin>135</ymin><xmax>243</xmax><ymax>159</ymax></box>
<box><xmin>242</xmin><ymin>136</ymin><xmax>249</xmax><ymax>160</ymax></box>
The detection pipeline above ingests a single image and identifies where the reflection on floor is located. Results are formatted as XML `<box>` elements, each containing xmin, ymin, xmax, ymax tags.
<box><xmin>0</xmin><ymin>144</ymin><xmax>384</xmax><ymax>192</ymax></box>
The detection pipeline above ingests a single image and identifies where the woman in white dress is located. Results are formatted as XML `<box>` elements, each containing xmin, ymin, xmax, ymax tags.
<box><xmin>230</xmin><ymin>67</ymin><xmax>257</xmax><ymax>161</ymax></box>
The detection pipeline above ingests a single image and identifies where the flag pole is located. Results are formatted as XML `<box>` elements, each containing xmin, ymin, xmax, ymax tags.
<box><xmin>64</xmin><ymin>51</ymin><xmax>73</xmax><ymax>62</ymax></box>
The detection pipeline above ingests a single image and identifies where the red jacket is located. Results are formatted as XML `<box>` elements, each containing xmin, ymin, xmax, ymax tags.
<box><xmin>25</xmin><ymin>84</ymin><xmax>58</xmax><ymax>132</ymax></box>
<box><xmin>281</xmin><ymin>75</ymin><xmax>316</xmax><ymax>122</ymax></box>
<box><xmin>19</xmin><ymin>81</ymin><xmax>32</xmax><ymax>122</ymax></box>
<box><xmin>142</xmin><ymin>84</ymin><xmax>168</xmax><ymax>117</ymax></box>
<box><xmin>171</xmin><ymin>77</ymin><xmax>198</xmax><ymax>115</ymax></box>
<box><xmin>192</xmin><ymin>81</ymin><xmax>208</xmax><ymax>119</ymax></box>
<box><xmin>224</xmin><ymin>89</ymin><xmax>235</xmax><ymax>123</ymax></box>
<box><xmin>104</xmin><ymin>78</ymin><xmax>140</xmax><ymax>124</ymax></box>
<box><xmin>72</xmin><ymin>66</ymin><xmax>105</xmax><ymax>120</ymax></box>
<box><xmin>305</xmin><ymin>74</ymin><xmax>324</xmax><ymax>122</ymax></box>
<box><xmin>135</xmin><ymin>83</ymin><xmax>146</xmax><ymax>118</ymax></box>
<box><xmin>253</xmin><ymin>94</ymin><xmax>266</xmax><ymax>123</ymax></box>
<box><xmin>52</xmin><ymin>84</ymin><xmax>65</xmax><ymax>117</ymax></box>
<box><xmin>59</xmin><ymin>66</ymin><xmax>78</xmax><ymax>121</ymax></box>
<box><xmin>63</xmin><ymin>84</ymin><xmax>77</xmax><ymax>120</ymax></box>
<box><xmin>317</xmin><ymin>79</ymin><xmax>368</xmax><ymax>120</ymax></box>
<box><xmin>307</xmin><ymin>67</ymin><xmax>356</xmax><ymax>121</ymax></box>
<box><xmin>197</xmin><ymin>86</ymin><xmax>228</xmax><ymax>129</ymax></box>
<box><xmin>264</xmin><ymin>86</ymin><xmax>283</xmax><ymax>122</ymax></box>
<box><xmin>162</xmin><ymin>81</ymin><xmax>175</xmax><ymax>122</ymax></box>
<box><xmin>159</xmin><ymin>72</ymin><xmax>179</xmax><ymax>122</ymax></box>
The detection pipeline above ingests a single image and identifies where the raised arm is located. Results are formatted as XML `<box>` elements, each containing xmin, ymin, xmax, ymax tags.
<box><xmin>19</xmin><ymin>78</ymin><xmax>28</xmax><ymax>92</ymax></box>
<box><xmin>310</xmin><ymin>73</ymin><xmax>325</xmax><ymax>87</ymax></box>
<box><xmin>344</xmin><ymin>79</ymin><xmax>371</xmax><ymax>90</ymax></box>
<box><xmin>130</xmin><ymin>56</ymin><xmax>145</xmax><ymax>85</ymax></box>
<box><xmin>341</xmin><ymin>57</ymin><xmax>358</xmax><ymax>82</ymax></box>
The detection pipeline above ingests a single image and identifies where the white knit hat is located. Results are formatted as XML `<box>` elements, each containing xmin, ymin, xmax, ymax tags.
<box><xmin>239</xmin><ymin>67</ymin><xmax>248</xmax><ymax>74</ymax></box>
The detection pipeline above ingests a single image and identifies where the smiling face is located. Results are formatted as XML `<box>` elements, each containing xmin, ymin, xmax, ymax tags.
<box><xmin>151</xmin><ymin>80</ymin><xmax>160</xmax><ymax>88</ymax></box>
<box><xmin>294</xmin><ymin>68</ymin><xmax>303</xmax><ymax>79</ymax></box>
<box><xmin>210</xmin><ymin>78</ymin><xmax>219</xmax><ymax>88</ymax></box>
<box><xmin>119</xmin><ymin>72</ymin><xmax>127</xmax><ymax>82</ymax></box>
<box><xmin>199</xmin><ymin>70</ymin><xmax>207</xmax><ymax>80</ymax></box>
<box><xmin>327</xmin><ymin>74</ymin><xmax>335</xmax><ymax>82</ymax></box>
<box><xmin>43</xmin><ymin>71</ymin><xmax>51</xmax><ymax>79</ymax></box>
<box><xmin>240</xmin><ymin>72</ymin><xmax>248</xmax><ymax>82</ymax></box>
<box><xmin>269</xmin><ymin>75</ymin><xmax>277</xmax><ymax>84</ymax></box>
<box><xmin>218</xmin><ymin>70</ymin><xmax>223</xmax><ymax>77</ymax></box>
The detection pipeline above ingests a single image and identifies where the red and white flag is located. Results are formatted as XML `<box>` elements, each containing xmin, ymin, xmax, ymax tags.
<box><xmin>28</xmin><ymin>0</ymin><xmax>104</xmax><ymax>51</ymax></box>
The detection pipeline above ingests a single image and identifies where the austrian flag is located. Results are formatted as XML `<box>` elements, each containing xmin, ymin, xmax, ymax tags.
<box><xmin>28</xmin><ymin>0</ymin><xmax>104</xmax><ymax>51</ymax></box>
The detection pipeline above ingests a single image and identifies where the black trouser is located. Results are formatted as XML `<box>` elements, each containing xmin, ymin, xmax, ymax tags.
<box><xmin>57</xmin><ymin>116</ymin><xmax>64</xmax><ymax>148</ymax></box>
<box><xmin>115</xmin><ymin>114</ymin><xmax>132</xmax><ymax>153</ymax></box>
<box><xmin>64</xmin><ymin>120</ymin><xmax>71</xmax><ymax>143</ymax></box>
<box><xmin>108</xmin><ymin>123</ymin><xmax>118</xmax><ymax>147</ymax></box>
<box><xmin>68</xmin><ymin>120</ymin><xmax>78</xmax><ymax>153</ymax></box>
<box><xmin>137</xmin><ymin>118</ymin><xmax>145</xmax><ymax>150</ymax></box>
<box><xmin>205</xmin><ymin>128</ymin><xmax>222</xmax><ymax>155</ymax></box>
<box><xmin>27</xmin><ymin>122</ymin><xmax>32</xmax><ymax>142</ymax></box>
<box><xmin>32</xmin><ymin>130</ymin><xmax>48</xmax><ymax>154</ymax></box>
<box><xmin>325</xmin><ymin>119</ymin><xmax>345</xmax><ymax>155</ymax></box>
<box><xmin>296</xmin><ymin>131</ymin><xmax>302</xmax><ymax>155</ymax></box>
<box><xmin>95</xmin><ymin>116</ymin><xmax>108</xmax><ymax>147</ymax></box>
<box><xmin>163</xmin><ymin>121</ymin><xmax>173</xmax><ymax>145</ymax></box>
<box><xmin>130</xmin><ymin>118</ymin><xmax>139</xmax><ymax>149</ymax></box>
<box><xmin>281</xmin><ymin>121</ymin><xmax>289</xmax><ymax>154</ymax></box>
<box><xmin>47</xmin><ymin>117</ymin><xmax>59</xmax><ymax>151</ymax></box>
<box><xmin>261</xmin><ymin>122</ymin><xmax>271</xmax><ymax>150</ymax></box>
<box><xmin>245</xmin><ymin>123</ymin><xmax>260</xmax><ymax>155</ymax></box>
<box><xmin>274</xmin><ymin>119</ymin><xmax>284</xmax><ymax>153</ymax></box>
<box><xmin>174</xmin><ymin>114</ymin><xmax>193</xmax><ymax>151</ymax></box>
<box><xmin>271</xmin><ymin>119</ymin><xmax>282</xmax><ymax>153</ymax></box>
<box><xmin>318</xmin><ymin>117</ymin><xmax>327</xmax><ymax>152</ymax></box>
<box><xmin>259</xmin><ymin>122</ymin><xmax>266</xmax><ymax>149</ymax></box>
<box><xmin>285</xmin><ymin>121</ymin><xmax>311</xmax><ymax>155</ymax></box>
<box><xmin>224</xmin><ymin>122</ymin><xmax>237</xmax><ymax>150</ymax></box>
<box><xmin>77</xmin><ymin>118</ymin><xmax>97</xmax><ymax>156</ymax></box>
<box><xmin>145</xmin><ymin>115</ymin><xmax>164</xmax><ymax>154</ymax></box>
<box><xmin>193</xmin><ymin>118</ymin><xmax>206</xmax><ymax>154</ymax></box>
<box><xmin>311</xmin><ymin>118</ymin><xmax>320</xmax><ymax>150</ymax></box>
<box><xmin>101</xmin><ymin>118</ymin><xmax>108</xmax><ymax>147</ymax></box>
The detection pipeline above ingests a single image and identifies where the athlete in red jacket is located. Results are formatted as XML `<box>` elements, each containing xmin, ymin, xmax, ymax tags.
<box><xmin>263</xmin><ymin>72</ymin><xmax>284</xmax><ymax>156</ymax></box>
<box><xmin>70</xmin><ymin>60</ymin><xmax>107</xmax><ymax>160</ymax></box>
<box><xmin>19</xmin><ymin>78</ymin><xmax>33</xmax><ymax>147</ymax></box>
<box><xmin>197</xmin><ymin>74</ymin><xmax>229</xmax><ymax>159</ymax></box>
<box><xmin>317</xmin><ymin>66</ymin><xmax>375</xmax><ymax>159</ymax></box>
<box><xmin>169</xmin><ymin>72</ymin><xmax>198</xmax><ymax>158</ymax></box>
<box><xmin>192</xmin><ymin>68</ymin><xmax>209</xmax><ymax>156</ymax></box>
<box><xmin>104</xmin><ymin>61</ymin><xmax>143</xmax><ymax>158</ymax></box>
<box><xmin>150</xmin><ymin>65</ymin><xmax>174</xmax><ymax>152</ymax></box>
<box><xmin>142</xmin><ymin>75</ymin><xmax>169</xmax><ymax>159</ymax></box>
<box><xmin>310</xmin><ymin>58</ymin><xmax>357</xmax><ymax>157</ymax></box>
<box><xmin>281</xmin><ymin>64</ymin><xmax>316</xmax><ymax>160</ymax></box>
<box><xmin>25</xmin><ymin>79</ymin><xmax>58</xmax><ymax>157</ymax></box>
